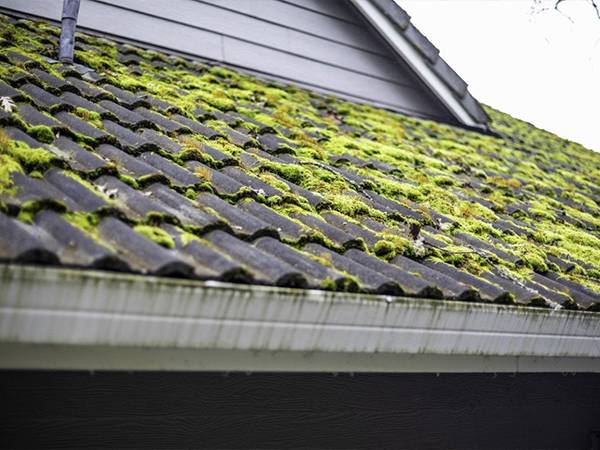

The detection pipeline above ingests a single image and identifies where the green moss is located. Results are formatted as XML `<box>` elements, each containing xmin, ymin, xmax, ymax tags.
<box><xmin>0</xmin><ymin>154</ymin><xmax>23</xmax><ymax>195</ymax></box>
<box><xmin>73</xmin><ymin>107</ymin><xmax>103</xmax><ymax>128</ymax></box>
<box><xmin>0</xmin><ymin>129</ymin><xmax>57</xmax><ymax>172</ymax></box>
<box><xmin>133</xmin><ymin>225</ymin><xmax>175</xmax><ymax>249</ymax></box>
<box><xmin>27</xmin><ymin>125</ymin><xmax>54</xmax><ymax>144</ymax></box>
<box><xmin>17</xmin><ymin>199</ymin><xmax>67</xmax><ymax>223</ymax></box>
<box><xmin>63</xmin><ymin>211</ymin><xmax>99</xmax><ymax>234</ymax></box>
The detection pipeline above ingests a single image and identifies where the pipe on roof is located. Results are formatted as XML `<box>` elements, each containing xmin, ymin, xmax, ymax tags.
<box><xmin>58</xmin><ymin>0</ymin><xmax>81</xmax><ymax>63</ymax></box>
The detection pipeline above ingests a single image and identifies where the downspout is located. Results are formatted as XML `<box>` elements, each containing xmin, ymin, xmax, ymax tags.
<box><xmin>58</xmin><ymin>0</ymin><xmax>81</xmax><ymax>64</ymax></box>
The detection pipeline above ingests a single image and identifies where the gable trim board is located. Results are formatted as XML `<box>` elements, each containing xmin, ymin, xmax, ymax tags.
<box><xmin>2</xmin><ymin>265</ymin><xmax>599</xmax><ymax>373</ymax></box>
<box><xmin>0</xmin><ymin>0</ymin><xmax>483</xmax><ymax>127</ymax></box>
<box><xmin>351</xmin><ymin>0</ymin><xmax>487</xmax><ymax>128</ymax></box>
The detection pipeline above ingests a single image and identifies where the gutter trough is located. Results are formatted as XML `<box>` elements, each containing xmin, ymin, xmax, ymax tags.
<box><xmin>1</xmin><ymin>264</ymin><xmax>599</xmax><ymax>372</ymax></box>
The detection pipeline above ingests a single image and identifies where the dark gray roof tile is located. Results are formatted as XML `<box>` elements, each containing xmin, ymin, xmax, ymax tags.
<box><xmin>141</xmin><ymin>129</ymin><xmax>183</xmax><ymax>155</ymax></box>
<box><xmin>96</xmin><ymin>144</ymin><xmax>160</xmax><ymax>179</ymax></box>
<box><xmin>60</xmin><ymin>91</ymin><xmax>111</xmax><ymax>115</ymax></box>
<box><xmin>17</xmin><ymin>103</ymin><xmax>61</xmax><ymax>128</ymax></box>
<box><xmin>98</xmin><ymin>217</ymin><xmax>193</xmax><ymax>276</ymax></box>
<box><xmin>1</xmin><ymin>171</ymin><xmax>79</xmax><ymax>213</ymax></box>
<box><xmin>30</xmin><ymin>68</ymin><xmax>74</xmax><ymax>93</ymax></box>
<box><xmin>101</xmin><ymin>83</ymin><xmax>149</xmax><ymax>108</ymax></box>
<box><xmin>186</xmin><ymin>160</ymin><xmax>244</xmax><ymax>196</ymax></box>
<box><xmin>93</xmin><ymin>175</ymin><xmax>171</xmax><ymax>221</ymax></box>
<box><xmin>431</xmin><ymin>58</ymin><xmax>468</xmax><ymax>98</ymax></box>
<box><xmin>292</xmin><ymin>213</ymin><xmax>364</xmax><ymax>250</ymax></box>
<box><xmin>204</xmin><ymin>230</ymin><xmax>307</xmax><ymax>287</ymax></box>
<box><xmin>258</xmin><ymin>133</ymin><xmax>296</xmax><ymax>154</ymax></box>
<box><xmin>391</xmin><ymin>254</ymin><xmax>479</xmax><ymax>300</ymax></box>
<box><xmin>65</xmin><ymin>76</ymin><xmax>112</xmax><ymax>100</ymax></box>
<box><xmin>139</xmin><ymin>152</ymin><xmax>201</xmax><ymax>188</ymax></box>
<box><xmin>51</xmin><ymin>136</ymin><xmax>111</xmax><ymax>174</ymax></box>
<box><xmin>138</xmin><ymin>92</ymin><xmax>180</xmax><ymax>114</ymax></box>
<box><xmin>135</xmin><ymin>107</ymin><xmax>189</xmax><ymax>134</ymax></box>
<box><xmin>99</xmin><ymin>100</ymin><xmax>153</xmax><ymax>129</ymax></box>
<box><xmin>522</xmin><ymin>276</ymin><xmax>574</xmax><ymax>307</ymax></box>
<box><xmin>364</xmin><ymin>190</ymin><xmax>425</xmax><ymax>223</ymax></box>
<box><xmin>223</xmin><ymin>127</ymin><xmax>254</xmax><ymax>147</ymax></box>
<box><xmin>34</xmin><ymin>209</ymin><xmax>129</xmax><ymax>271</ymax></box>
<box><xmin>164</xmin><ymin>225</ymin><xmax>252</xmax><ymax>282</ymax></box>
<box><xmin>197</xmin><ymin>193</ymin><xmax>277</xmax><ymax>239</ymax></box>
<box><xmin>345</xmin><ymin>249</ymin><xmax>443</xmax><ymax>298</ymax></box>
<box><xmin>303</xmin><ymin>243</ymin><xmax>401</xmax><ymax>295</ymax></box>
<box><xmin>239</xmin><ymin>200</ymin><xmax>306</xmax><ymax>242</ymax></box>
<box><xmin>145</xmin><ymin>183</ymin><xmax>223</xmax><ymax>231</ymax></box>
<box><xmin>453</xmin><ymin>231</ymin><xmax>521</xmax><ymax>264</ymax></box>
<box><xmin>172</xmin><ymin>114</ymin><xmax>221</xmax><ymax>139</ymax></box>
<box><xmin>372</xmin><ymin>0</ymin><xmax>411</xmax><ymax>29</ymax></box>
<box><xmin>480</xmin><ymin>270</ymin><xmax>544</xmax><ymax>305</ymax></box>
<box><xmin>20</xmin><ymin>83</ymin><xmax>70</xmax><ymax>111</ymax></box>
<box><xmin>320</xmin><ymin>212</ymin><xmax>380</xmax><ymax>248</ymax></box>
<box><xmin>102</xmin><ymin>121</ymin><xmax>158</xmax><ymax>153</ymax></box>
<box><xmin>543</xmin><ymin>272</ymin><xmax>600</xmax><ymax>307</ymax></box>
<box><xmin>273</xmin><ymin>174</ymin><xmax>325</xmax><ymax>208</ymax></box>
<box><xmin>221</xmin><ymin>166</ymin><xmax>282</xmax><ymax>198</ymax></box>
<box><xmin>45</xmin><ymin>169</ymin><xmax>109</xmax><ymax>212</ymax></box>
<box><xmin>54</xmin><ymin>111</ymin><xmax>110</xmax><ymax>142</ymax></box>
<box><xmin>422</xmin><ymin>260</ymin><xmax>513</xmax><ymax>303</ymax></box>
<box><xmin>3</xmin><ymin>126</ymin><xmax>45</xmax><ymax>148</ymax></box>
<box><xmin>0</xmin><ymin>79</ymin><xmax>21</xmax><ymax>99</ymax></box>
<box><xmin>0</xmin><ymin>211</ymin><xmax>59</xmax><ymax>264</ymax></box>
<box><xmin>254</xmin><ymin>236</ymin><xmax>358</xmax><ymax>291</ymax></box>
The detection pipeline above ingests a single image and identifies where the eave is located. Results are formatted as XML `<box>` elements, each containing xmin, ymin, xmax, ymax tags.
<box><xmin>1</xmin><ymin>264</ymin><xmax>599</xmax><ymax>373</ymax></box>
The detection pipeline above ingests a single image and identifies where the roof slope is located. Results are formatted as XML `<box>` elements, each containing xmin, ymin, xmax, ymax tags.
<box><xmin>1</xmin><ymin>15</ymin><xmax>599</xmax><ymax>311</ymax></box>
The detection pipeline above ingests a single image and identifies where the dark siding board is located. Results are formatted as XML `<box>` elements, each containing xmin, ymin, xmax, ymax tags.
<box><xmin>222</xmin><ymin>37</ymin><xmax>443</xmax><ymax>115</ymax></box>
<box><xmin>1</xmin><ymin>371</ymin><xmax>600</xmax><ymax>449</ymax></box>
<box><xmin>0</xmin><ymin>0</ymin><xmax>453</xmax><ymax>119</ymax></box>
<box><xmin>96</xmin><ymin>0</ymin><xmax>413</xmax><ymax>83</ymax></box>
<box><xmin>195</xmin><ymin>0</ymin><xmax>382</xmax><ymax>53</ymax></box>
<box><xmin>279</xmin><ymin>0</ymin><xmax>361</xmax><ymax>24</ymax></box>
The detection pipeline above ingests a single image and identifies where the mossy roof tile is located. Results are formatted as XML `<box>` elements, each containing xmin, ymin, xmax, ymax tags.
<box><xmin>1</xmin><ymin>15</ymin><xmax>599</xmax><ymax>311</ymax></box>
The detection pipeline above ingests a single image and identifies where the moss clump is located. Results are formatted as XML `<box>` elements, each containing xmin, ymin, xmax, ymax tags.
<box><xmin>74</xmin><ymin>107</ymin><xmax>103</xmax><ymax>128</ymax></box>
<box><xmin>0</xmin><ymin>129</ymin><xmax>57</xmax><ymax>172</ymax></box>
<box><xmin>0</xmin><ymin>154</ymin><xmax>23</xmax><ymax>195</ymax></box>
<box><xmin>64</xmin><ymin>211</ymin><xmax>99</xmax><ymax>234</ymax></box>
<box><xmin>133</xmin><ymin>225</ymin><xmax>175</xmax><ymax>249</ymax></box>
<box><xmin>28</xmin><ymin>125</ymin><xmax>54</xmax><ymax>144</ymax></box>
<box><xmin>373</xmin><ymin>240</ymin><xmax>396</xmax><ymax>260</ymax></box>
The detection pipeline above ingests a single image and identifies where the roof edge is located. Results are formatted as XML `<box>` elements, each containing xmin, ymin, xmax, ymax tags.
<box><xmin>351</xmin><ymin>0</ymin><xmax>489</xmax><ymax>129</ymax></box>
<box><xmin>1</xmin><ymin>265</ymin><xmax>600</xmax><ymax>372</ymax></box>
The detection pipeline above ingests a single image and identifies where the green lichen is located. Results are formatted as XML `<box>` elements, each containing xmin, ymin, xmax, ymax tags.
<box><xmin>133</xmin><ymin>225</ymin><xmax>175</xmax><ymax>249</ymax></box>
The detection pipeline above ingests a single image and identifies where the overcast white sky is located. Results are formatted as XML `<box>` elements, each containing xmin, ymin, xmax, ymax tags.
<box><xmin>399</xmin><ymin>0</ymin><xmax>600</xmax><ymax>152</ymax></box>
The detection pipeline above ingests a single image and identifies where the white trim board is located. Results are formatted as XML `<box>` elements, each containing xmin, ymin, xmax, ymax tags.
<box><xmin>351</xmin><ymin>0</ymin><xmax>480</xmax><ymax>128</ymax></box>
<box><xmin>1</xmin><ymin>265</ymin><xmax>600</xmax><ymax>372</ymax></box>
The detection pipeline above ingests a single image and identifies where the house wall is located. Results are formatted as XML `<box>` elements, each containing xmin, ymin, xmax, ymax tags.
<box><xmin>0</xmin><ymin>0</ymin><xmax>455</xmax><ymax>122</ymax></box>
<box><xmin>1</xmin><ymin>371</ymin><xmax>599</xmax><ymax>449</ymax></box>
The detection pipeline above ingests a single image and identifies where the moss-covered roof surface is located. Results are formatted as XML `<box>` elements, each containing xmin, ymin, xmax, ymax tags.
<box><xmin>1</xmin><ymin>15</ymin><xmax>600</xmax><ymax>311</ymax></box>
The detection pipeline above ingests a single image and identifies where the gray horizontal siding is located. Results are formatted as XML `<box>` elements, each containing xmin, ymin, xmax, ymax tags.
<box><xmin>0</xmin><ymin>0</ymin><xmax>452</xmax><ymax>119</ymax></box>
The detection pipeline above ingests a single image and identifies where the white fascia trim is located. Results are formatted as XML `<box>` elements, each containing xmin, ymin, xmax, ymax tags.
<box><xmin>1</xmin><ymin>265</ymin><xmax>600</xmax><ymax>372</ymax></box>
<box><xmin>351</xmin><ymin>0</ymin><xmax>479</xmax><ymax>128</ymax></box>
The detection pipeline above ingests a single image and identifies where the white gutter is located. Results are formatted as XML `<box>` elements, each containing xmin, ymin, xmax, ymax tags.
<box><xmin>351</xmin><ymin>0</ymin><xmax>479</xmax><ymax>128</ymax></box>
<box><xmin>1</xmin><ymin>264</ymin><xmax>600</xmax><ymax>372</ymax></box>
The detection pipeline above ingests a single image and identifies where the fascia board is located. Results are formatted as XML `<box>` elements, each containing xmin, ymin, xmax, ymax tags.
<box><xmin>1</xmin><ymin>265</ymin><xmax>600</xmax><ymax>372</ymax></box>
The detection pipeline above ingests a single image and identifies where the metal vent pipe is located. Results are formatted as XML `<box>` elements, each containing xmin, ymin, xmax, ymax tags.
<box><xmin>58</xmin><ymin>0</ymin><xmax>81</xmax><ymax>63</ymax></box>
